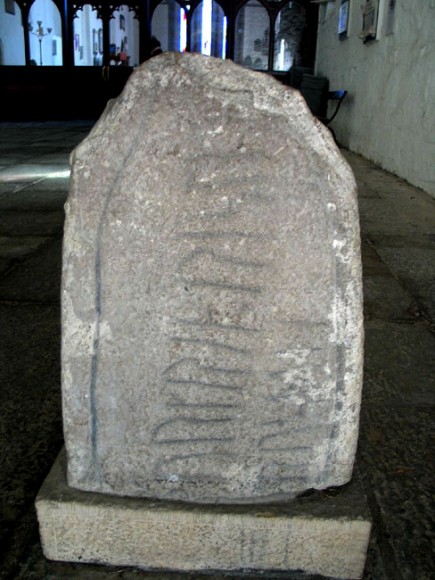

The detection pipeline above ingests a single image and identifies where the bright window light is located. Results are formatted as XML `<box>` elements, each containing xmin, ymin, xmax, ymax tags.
<box><xmin>222</xmin><ymin>16</ymin><xmax>227</xmax><ymax>59</ymax></box>
<box><xmin>180</xmin><ymin>8</ymin><xmax>187</xmax><ymax>51</ymax></box>
<box><xmin>202</xmin><ymin>0</ymin><xmax>212</xmax><ymax>56</ymax></box>
<box><xmin>278</xmin><ymin>38</ymin><xmax>285</xmax><ymax>70</ymax></box>
<box><xmin>0</xmin><ymin>168</ymin><xmax>70</xmax><ymax>182</ymax></box>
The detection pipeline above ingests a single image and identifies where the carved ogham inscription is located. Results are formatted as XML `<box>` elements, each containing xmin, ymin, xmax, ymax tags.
<box><xmin>109</xmin><ymin>145</ymin><xmax>338</xmax><ymax>501</ymax></box>
<box><xmin>154</xmin><ymin>164</ymin><xmax>267</xmax><ymax>486</ymax></box>
<box><xmin>62</xmin><ymin>52</ymin><xmax>363</xmax><ymax>503</ymax></box>
<box><xmin>146</xmin><ymin>154</ymin><xmax>340</xmax><ymax>500</ymax></box>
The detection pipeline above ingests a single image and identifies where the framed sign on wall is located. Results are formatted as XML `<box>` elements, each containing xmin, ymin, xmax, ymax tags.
<box><xmin>5</xmin><ymin>0</ymin><xmax>15</xmax><ymax>15</ymax></box>
<box><xmin>338</xmin><ymin>0</ymin><xmax>350</xmax><ymax>40</ymax></box>
<box><xmin>360</xmin><ymin>0</ymin><xmax>379</xmax><ymax>43</ymax></box>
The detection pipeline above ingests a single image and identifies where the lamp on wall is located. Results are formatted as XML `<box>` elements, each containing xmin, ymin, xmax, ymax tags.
<box><xmin>28</xmin><ymin>21</ymin><xmax>52</xmax><ymax>66</ymax></box>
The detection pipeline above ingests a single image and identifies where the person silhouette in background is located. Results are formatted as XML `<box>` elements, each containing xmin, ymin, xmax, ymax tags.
<box><xmin>149</xmin><ymin>36</ymin><xmax>163</xmax><ymax>58</ymax></box>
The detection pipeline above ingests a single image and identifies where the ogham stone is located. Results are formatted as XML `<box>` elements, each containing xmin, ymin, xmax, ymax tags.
<box><xmin>62</xmin><ymin>52</ymin><xmax>363</xmax><ymax>503</ymax></box>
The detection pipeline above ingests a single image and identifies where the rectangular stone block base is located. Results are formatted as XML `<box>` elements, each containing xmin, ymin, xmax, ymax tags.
<box><xmin>36</xmin><ymin>450</ymin><xmax>371</xmax><ymax>579</ymax></box>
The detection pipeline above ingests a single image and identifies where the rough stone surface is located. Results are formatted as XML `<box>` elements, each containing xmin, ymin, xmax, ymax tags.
<box><xmin>62</xmin><ymin>52</ymin><xmax>363</xmax><ymax>503</ymax></box>
<box><xmin>36</xmin><ymin>450</ymin><xmax>371</xmax><ymax>580</ymax></box>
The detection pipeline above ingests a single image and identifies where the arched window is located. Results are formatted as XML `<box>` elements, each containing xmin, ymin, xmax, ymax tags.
<box><xmin>0</xmin><ymin>1</ymin><xmax>25</xmax><ymax>64</ymax></box>
<box><xmin>110</xmin><ymin>6</ymin><xmax>140</xmax><ymax>67</ymax></box>
<box><xmin>1</xmin><ymin>0</ymin><xmax>316</xmax><ymax>72</ymax></box>
<box><xmin>73</xmin><ymin>5</ymin><xmax>103</xmax><ymax>66</ymax></box>
<box><xmin>190</xmin><ymin>0</ymin><xmax>227</xmax><ymax>58</ymax></box>
<box><xmin>274</xmin><ymin>2</ymin><xmax>307</xmax><ymax>71</ymax></box>
<box><xmin>28</xmin><ymin>0</ymin><xmax>63</xmax><ymax>66</ymax></box>
<box><xmin>151</xmin><ymin>0</ymin><xmax>187</xmax><ymax>53</ymax></box>
<box><xmin>234</xmin><ymin>0</ymin><xmax>269</xmax><ymax>71</ymax></box>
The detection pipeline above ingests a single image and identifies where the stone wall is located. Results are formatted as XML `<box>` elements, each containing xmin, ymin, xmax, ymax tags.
<box><xmin>315</xmin><ymin>0</ymin><xmax>435</xmax><ymax>197</ymax></box>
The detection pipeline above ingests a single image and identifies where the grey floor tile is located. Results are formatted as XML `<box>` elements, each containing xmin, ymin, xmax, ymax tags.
<box><xmin>0</xmin><ymin>238</ymin><xmax>62</xmax><ymax>302</ymax></box>
<box><xmin>0</xmin><ymin>189</ymin><xmax>69</xmax><ymax>211</ymax></box>
<box><xmin>358</xmin><ymin>406</ymin><xmax>435</xmax><ymax>580</ymax></box>
<box><xmin>33</xmin><ymin>152</ymin><xmax>71</xmax><ymax>165</ymax></box>
<box><xmin>356</xmin><ymin>183</ymin><xmax>381</xmax><ymax>199</ymax></box>
<box><xmin>0</xmin><ymin>257</ymin><xmax>13</xmax><ymax>275</ymax></box>
<box><xmin>0</xmin><ymin>236</ymin><xmax>51</xmax><ymax>259</ymax></box>
<box><xmin>0</xmin><ymin>210</ymin><xmax>64</xmax><ymax>237</ymax></box>
<box><xmin>23</xmin><ymin>175</ymin><xmax>71</xmax><ymax>192</ymax></box>
<box><xmin>362</xmin><ymin>275</ymin><xmax>418</xmax><ymax>321</ymax></box>
<box><xmin>375</xmin><ymin>246</ymin><xmax>435</xmax><ymax>322</ymax></box>
<box><xmin>0</xmin><ymin>303</ymin><xmax>63</xmax><ymax>570</ymax></box>
<box><xmin>0</xmin><ymin>181</ymin><xmax>33</xmax><ymax>195</ymax></box>
<box><xmin>358</xmin><ymin>197</ymin><xmax>435</xmax><ymax>239</ymax></box>
<box><xmin>363</xmin><ymin>320</ymin><xmax>435</xmax><ymax>406</ymax></box>
<box><xmin>360</xmin><ymin>241</ymin><xmax>392</xmax><ymax>276</ymax></box>
<box><xmin>365</xmin><ymin>233</ymin><xmax>435</xmax><ymax>249</ymax></box>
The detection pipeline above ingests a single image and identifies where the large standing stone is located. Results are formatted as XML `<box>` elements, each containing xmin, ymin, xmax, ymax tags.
<box><xmin>62</xmin><ymin>52</ymin><xmax>363</xmax><ymax>503</ymax></box>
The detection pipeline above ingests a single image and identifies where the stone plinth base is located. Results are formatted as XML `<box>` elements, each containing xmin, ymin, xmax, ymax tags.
<box><xmin>36</xmin><ymin>450</ymin><xmax>371</xmax><ymax>580</ymax></box>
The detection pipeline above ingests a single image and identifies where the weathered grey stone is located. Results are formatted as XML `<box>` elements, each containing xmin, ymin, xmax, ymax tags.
<box><xmin>36</xmin><ymin>450</ymin><xmax>371</xmax><ymax>579</ymax></box>
<box><xmin>62</xmin><ymin>52</ymin><xmax>363</xmax><ymax>503</ymax></box>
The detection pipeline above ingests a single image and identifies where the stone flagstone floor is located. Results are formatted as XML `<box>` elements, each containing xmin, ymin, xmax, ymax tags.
<box><xmin>0</xmin><ymin>121</ymin><xmax>434</xmax><ymax>580</ymax></box>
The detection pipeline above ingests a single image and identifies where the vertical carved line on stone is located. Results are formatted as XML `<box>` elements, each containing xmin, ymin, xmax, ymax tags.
<box><xmin>88</xmin><ymin>192</ymin><xmax>105</xmax><ymax>484</ymax></box>
<box><xmin>89</xmin><ymin>174</ymin><xmax>125</xmax><ymax>484</ymax></box>
<box><xmin>89</xmin><ymin>174</ymin><xmax>122</xmax><ymax>483</ymax></box>
<box><xmin>88</xmin><ymin>112</ymin><xmax>151</xmax><ymax>485</ymax></box>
